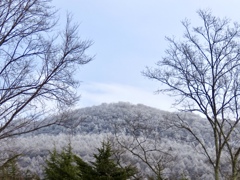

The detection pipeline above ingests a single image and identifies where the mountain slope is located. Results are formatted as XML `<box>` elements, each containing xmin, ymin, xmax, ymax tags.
<box><xmin>2</xmin><ymin>102</ymin><xmax>217</xmax><ymax>179</ymax></box>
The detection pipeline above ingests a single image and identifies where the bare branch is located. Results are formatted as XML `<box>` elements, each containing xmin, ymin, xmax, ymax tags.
<box><xmin>144</xmin><ymin>9</ymin><xmax>240</xmax><ymax>180</ymax></box>
<box><xmin>0</xmin><ymin>0</ymin><xmax>92</xmax><ymax>139</ymax></box>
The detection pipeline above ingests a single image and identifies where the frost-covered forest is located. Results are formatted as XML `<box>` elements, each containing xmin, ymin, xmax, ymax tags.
<box><xmin>2</xmin><ymin>0</ymin><xmax>240</xmax><ymax>179</ymax></box>
<box><xmin>1</xmin><ymin>102</ymin><xmax>230</xmax><ymax>179</ymax></box>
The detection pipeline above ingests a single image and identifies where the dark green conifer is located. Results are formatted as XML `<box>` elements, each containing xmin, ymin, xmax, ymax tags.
<box><xmin>91</xmin><ymin>141</ymin><xmax>137</xmax><ymax>180</ymax></box>
<box><xmin>74</xmin><ymin>155</ymin><xmax>96</xmax><ymax>180</ymax></box>
<box><xmin>0</xmin><ymin>154</ymin><xmax>39</xmax><ymax>180</ymax></box>
<box><xmin>45</xmin><ymin>141</ymin><xmax>137</xmax><ymax>180</ymax></box>
<box><xmin>44</xmin><ymin>144</ymin><xmax>81</xmax><ymax>180</ymax></box>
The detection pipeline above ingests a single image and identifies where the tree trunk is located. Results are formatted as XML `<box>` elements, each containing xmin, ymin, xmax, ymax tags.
<box><xmin>231</xmin><ymin>158</ymin><xmax>238</xmax><ymax>180</ymax></box>
<box><xmin>214</xmin><ymin>167</ymin><xmax>220</xmax><ymax>180</ymax></box>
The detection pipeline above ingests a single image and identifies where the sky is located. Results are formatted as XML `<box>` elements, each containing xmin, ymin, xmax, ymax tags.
<box><xmin>52</xmin><ymin>0</ymin><xmax>240</xmax><ymax>111</ymax></box>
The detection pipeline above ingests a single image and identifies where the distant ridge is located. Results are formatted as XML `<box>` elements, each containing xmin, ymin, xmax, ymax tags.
<box><xmin>3</xmin><ymin>102</ymin><xmax>215</xmax><ymax>179</ymax></box>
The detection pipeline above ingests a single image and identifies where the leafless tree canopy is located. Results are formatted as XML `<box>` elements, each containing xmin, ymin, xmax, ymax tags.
<box><xmin>0</xmin><ymin>0</ymin><xmax>92</xmax><ymax>139</ymax></box>
<box><xmin>145</xmin><ymin>10</ymin><xmax>240</xmax><ymax>119</ymax></box>
<box><xmin>144</xmin><ymin>10</ymin><xmax>240</xmax><ymax>180</ymax></box>
<box><xmin>111</xmin><ymin>113</ymin><xmax>175</xmax><ymax>179</ymax></box>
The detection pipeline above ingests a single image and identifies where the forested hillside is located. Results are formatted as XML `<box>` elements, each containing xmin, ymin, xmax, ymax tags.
<box><xmin>0</xmin><ymin>102</ymin><xmax>223</xmax><ymax>179</ymax></box>
<box><xmin>1</xmin><ymin>1</ymin><xmax>239</xmax><ymax>179</ymax></box>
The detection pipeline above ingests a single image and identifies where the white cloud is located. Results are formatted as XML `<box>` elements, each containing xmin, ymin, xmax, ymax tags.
<box><xmin>77</xmin><ymin>82</ymin><xmax>175</xmax><ymax>111</ymax></box>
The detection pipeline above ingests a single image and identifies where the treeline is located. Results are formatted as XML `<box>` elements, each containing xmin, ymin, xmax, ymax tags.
<box><xmin>0</xmin><ymin>139</ymin><xmax>190</xmax><ymax>180</ymax></box>
<box><xmin>0</xmin><ymin>141</ymin><xmax>136</xmax><ymax>180</ymax></box>
<box><xmin>0</xmin><ymin>101</ymin><xmax>213</xmax><ymax>180</ymax></box>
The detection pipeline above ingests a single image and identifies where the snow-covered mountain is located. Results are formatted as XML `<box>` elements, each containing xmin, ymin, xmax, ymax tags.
<box><xmin>1</xmin><ymin>102</ymin><xmax>219</xmax><ymax>179</ymax></box>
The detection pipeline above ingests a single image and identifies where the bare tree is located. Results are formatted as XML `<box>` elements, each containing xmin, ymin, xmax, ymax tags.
<box><xmin>0</xmin><ymin>0</ymin><xmax>92</xmax><ymax>139</ymax></box>
<box><xmin>144</xmin><ymin>10</ymin><xmax>240</xmax><ymax>180</ymax></box>
<box><xmin>112</xmin><ymin>113</ymin><xmax>175</xmax><ymax>179</ymax></box>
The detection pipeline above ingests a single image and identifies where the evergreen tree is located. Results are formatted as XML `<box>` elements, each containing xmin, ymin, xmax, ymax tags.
<box><xmin>91</xmin><ymin>141</ymin><xmax>137</xmax><ymax>180</ymax></box>
<box><xmin>74</xmin><ymin>155</ymin><xmax>97</xmax><ymax>180</ymax></box>
<box><xmin>44</xmin><ymin>144</ymin><xmax>81</xmax><ymax>180</ymax></box>
<box><xmin>44</xmin><ymin>141</ymin><xmax>137</xmax><ymax>180</ymax></box>
<box><xmin>0</xmin><ymin>154</ymin><xmax>39</xmax><ymax>180</ymax></box>
<box><xmin>0</xmin><ymin>154</ymin><xmax>21</xmax><ymax>180</ymax></box>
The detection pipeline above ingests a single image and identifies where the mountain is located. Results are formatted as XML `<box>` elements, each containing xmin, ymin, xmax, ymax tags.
<box><xmin>0</xmin><ymin>102</ymin><xmax>218</xmax><ymax>179</ymax></box>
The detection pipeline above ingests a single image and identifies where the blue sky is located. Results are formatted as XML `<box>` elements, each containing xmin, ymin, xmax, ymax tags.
<box><xmin>52</xmin><ymin>0</ymin><xmax>240</xmax><ymax>111</ymax></box>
